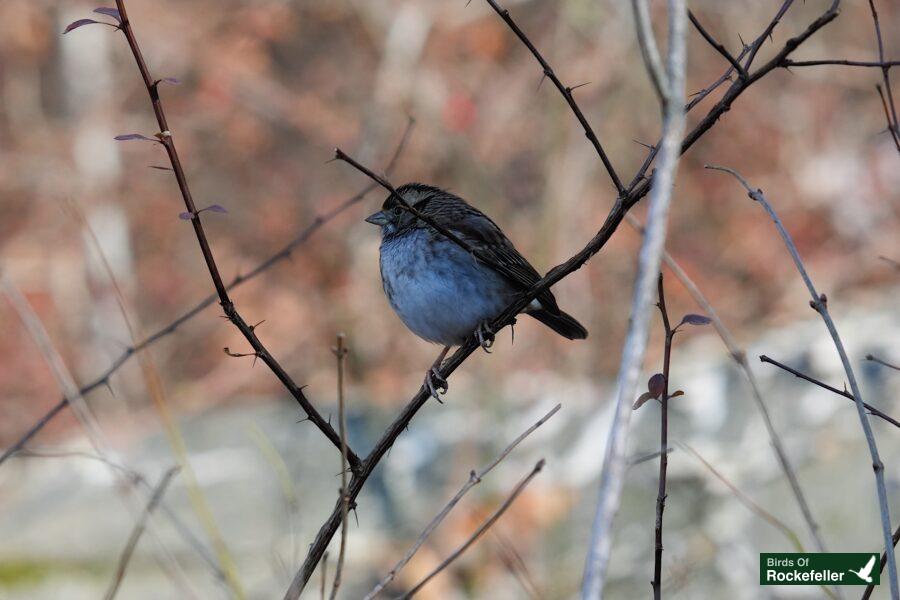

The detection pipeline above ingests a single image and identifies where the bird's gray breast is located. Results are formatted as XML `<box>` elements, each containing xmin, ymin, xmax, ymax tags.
<box><xmin>379</xmin><ymin>229</ymin><xmax>515</xmax><ymax>345</ymax></box>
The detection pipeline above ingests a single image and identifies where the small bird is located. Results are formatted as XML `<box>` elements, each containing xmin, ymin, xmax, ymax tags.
<box><xmin>365</xmin><ymin>183</ymin><xmax>587</xmax><ymax>398</ymax></box>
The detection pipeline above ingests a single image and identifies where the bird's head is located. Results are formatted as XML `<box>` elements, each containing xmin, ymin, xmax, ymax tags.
<box><xmin>365</xmin><ymin>183</ymin><xmax>441</xmax><ymax>236</ymax></box>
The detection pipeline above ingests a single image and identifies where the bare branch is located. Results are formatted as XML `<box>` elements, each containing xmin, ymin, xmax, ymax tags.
<box><xmin>365</xmin><ymin>404</ymin><xmax>560</xmax><ymax>598</ymax></box>
<box><xmin>632</xmin><ymin>0</ymin><xmax>669</xmax><ymax>103</ymax></box>
<box><xmin>688</xmin><ymin>10</ymin><xmax>747</xmax><ymax>79</ymax></box>
<box><xmin>783</xmin><ymin>59</ymin><xmax>900</xmax><ymax>68</ymax></box>
<box><xmin>867</xmin><ymin>354</ymin><xmax>900</xmax><ymax>372</ymax></box>
<box><xmin>708</xmin><ymin>164</ymin><xmax>899</xmax><ymax>598</ymax></box>
<box><xmin>399</xmin><ymin>460</ymin><xmax>546</xmax><ymax>599</ymax></box>
<box><xmin>481</xmin><ymin>0</ymin><xmax>625</xmax><ymax>194</ymax></box>
<box><xmin>111</xmin><ymin>0</ymin><xmax>359</xmax><ymax>471</ymax></box>
<box><xmin>867</xmin><ymin>0</ymin><xmax>900</xmax><ymax>153</ymax></box>
<box><xmin>761</xmin><ymin>355</ymin><xmax>900</xmax><ymax>428</ymax></box>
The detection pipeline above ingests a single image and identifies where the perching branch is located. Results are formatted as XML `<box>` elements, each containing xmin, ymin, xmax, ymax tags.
<box><xmin>707</xmin><ymin>164</ymin><xmax>899</xmax><ymax>598</ymax></box>
<box><xmin>365</xmin><ymin>404</ymin><xmax>561</xmax><ymax>599</ymax></box>
<box><xmin>288</xmin><ymin>2</ymin><xmax>847</xmax><ymax>596</ymax></box>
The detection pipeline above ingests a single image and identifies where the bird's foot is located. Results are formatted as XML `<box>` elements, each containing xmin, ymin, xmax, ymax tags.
<box><xmin>475</xmin><ymin>321</ymin><xmax>495</xmax><ymax>353</ymax></box>
<box><xmin>424</xmin><ymin>367</ymin><xmax>448</xmax><ymax>402</ymax></box>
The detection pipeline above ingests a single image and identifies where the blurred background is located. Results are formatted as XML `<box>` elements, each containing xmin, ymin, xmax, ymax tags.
<box><xmin>1</xmin><ymin>0</ymin><xmax>899</xmax><ymax>598</ymax></box>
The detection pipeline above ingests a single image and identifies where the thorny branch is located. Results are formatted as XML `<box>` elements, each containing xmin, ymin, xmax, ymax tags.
<box><xmin>0</xmin><ymin>120</ymin><xmax>414</xmax><ymax>469</ymax></box>
<box><xmin>760</xmin><ymin>355</ymin><xmax>900</xmax><ymax>428</ymax></box>
<box><xmin>110</xmin><ymin>0</ymin><xmax>361</xmax><ymax>471</ymax></box>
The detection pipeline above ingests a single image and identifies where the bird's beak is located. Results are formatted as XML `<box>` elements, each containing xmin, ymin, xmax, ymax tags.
<box><xmin>365</xmin><ymin>210</ymin><xmax>389</xmax><ymax>226</ymax></box>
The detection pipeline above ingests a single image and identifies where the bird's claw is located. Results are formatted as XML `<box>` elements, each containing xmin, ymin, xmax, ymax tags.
<box><xmin>425</xmin><ymin>367</ymin><xmax>448</xmax><ymax>402</ymax></box>
<box><xmin>476</xmin><ymin>321</ymin><xmax>495</xmax><ymax>353</ymax></box>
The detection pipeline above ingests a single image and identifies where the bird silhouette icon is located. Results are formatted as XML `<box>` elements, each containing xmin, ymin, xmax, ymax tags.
<box><xmin>848</xmin><ymin>555</ymin><xmax>877</xmax><ymax>583</ymax></box>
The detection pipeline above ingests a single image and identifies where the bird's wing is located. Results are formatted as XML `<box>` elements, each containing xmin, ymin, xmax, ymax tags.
<box><xmin>862</xmin><ymin>555</ymin><xmax>876</xmax><ymax>576</ymax></box>
<box><xmin>434</xmin><ymin>202</ymin><xmax>561</xmax><ymax>314</ymax></box>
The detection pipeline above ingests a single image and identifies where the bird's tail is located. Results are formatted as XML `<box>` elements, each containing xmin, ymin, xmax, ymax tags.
<box><xmin>528</xmin><ymin>308</ymin><xmax>588</xmax><ymax>340</ymax></box>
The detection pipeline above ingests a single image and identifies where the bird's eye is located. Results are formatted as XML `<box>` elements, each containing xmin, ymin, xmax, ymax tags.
<box><xmin>392</xmin><ymin>206</ymin><xmax>403</xmax><ymax>216</ymax></box>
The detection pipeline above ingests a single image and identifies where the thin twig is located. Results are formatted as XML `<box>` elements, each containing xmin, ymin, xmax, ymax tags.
<box><xmin>760</xmin><ymin>355</ymin><xmax>900</xmax><ymax>428</ymax></box>
<box><xmin>782</xmin><ymin>59</ymin><xmax>900</xmax><ymax>68</ymax></box>
<box><xmin>744</xmin><ymin>0</ymin><xmax>796</xmax><ymax>70</ymax></box>
<box><xmin>707</xmin><ymin>164</ymin><xmax>899</xmax><ymax>599</ymax></box>
<box><xmin>399</xmin><ymin>459</ymin><xmax>546</xmax><ymax>599</ymax></box>
<box><xmin>482</xmin><ymin>0</ymin><xmax>624</xmax><ymax>194</ymax></box>
<box><xmin>867</xmin><ymin>0</ymin><xmax>900</xmax><ymax>153</ymax></box>
<box><xmin>688</xmin><ymin>10</ymin><xmax>747</xmax><ymax>79</ymax></box>
<box><xmin>365</xmin><ymin>404</ymin><xmax>561</xmax><ymax>599</ymax></box>
<box><xmin>632</xmin><ymin>0</ymin><xmax>669</xmax><ymax>104</ymax></box>
<box><xmin>329</xmin><ymin>334</ymin><xmax>350</xmax><ymax>600</ymax></box>
<box><xmin>0</xmin><ymin>120</ymin><xmax>413</xmax><ymax>469</ymax></box>
<box><xmin>680</xmin><ymin>444</ymin><xmax>804</xmax><ymax>551</ymax></box>
<box><xmin>582</xmin><ymin>3</ymin><xmax>687</xmax><ymax>598</ymax></box>
<box><xmin>625</xmin><ymin>212</ymin><xmax>829</xmax><ymax>554</ymax></box>
<box><xmin>651</xmin><ymin>274</ymin><xmax>674</xmax><ymax>600</ymax></box>
<box><xmin>104</xmin><ymin>467</ymin><xmax>181</xmax><ymax>600</ymax></box>
<box><xmin>867</xmin><ymin>354</ymin><xmax>900</xmax><ymax>372</ymax></box>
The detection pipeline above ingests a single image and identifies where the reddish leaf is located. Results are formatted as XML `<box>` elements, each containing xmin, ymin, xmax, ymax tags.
<box><xmin>114</xmin><ymin>133</ymin><xmax>155</xmax><ymax>142</ymax></box>
<box><xmin>648</xmin><ymin>373</ymin><xmax>665</xmax><ymax>398</ymax></box>
<box><xmin>93</xmin><ymin>7</ymin><xmax>122</xmax><ymax>22</ymax></box>
<box><xmin>671</xmin><ymin>390</ymin><xmax>685</xmax><ymax>398</ymax></box>
<box><xmin>64</xmin><ymin>19</ymin><xmax>101</xmax><ymax>34</ymax></box>
<box><xmin>679</xmin><ymin>314</ymin><xmax>712</xmax><ymax>327</ymax></box>
<box><xmin>202</xmin><ymin>204</ymin><xmax>228</xmax><ymax>214</ymax></box>
<box><xmin>178</xmin><ymin>212</ymin><xmax>195</xmax><ymax>220</ymax></box>
<box><xmin>633</xmin><ymin>392</ymin><xmax>654</xmax><ymax>410</ymax></box>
